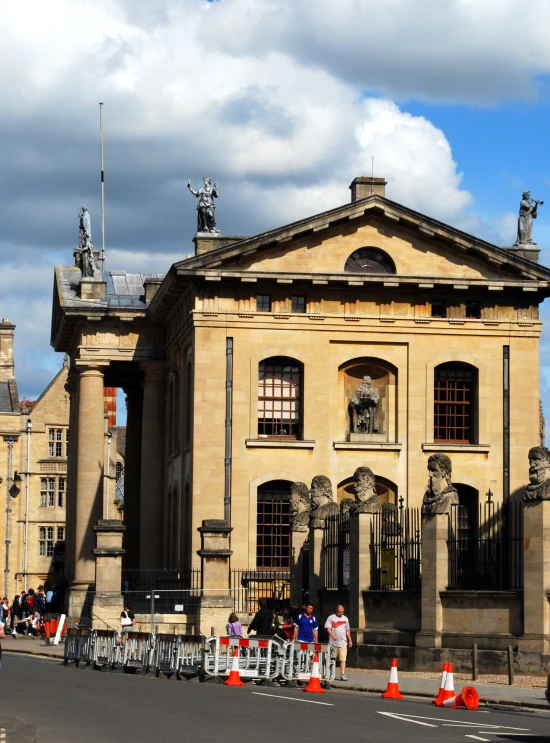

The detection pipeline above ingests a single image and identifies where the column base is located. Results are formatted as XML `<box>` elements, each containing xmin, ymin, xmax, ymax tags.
<box><xmin>198</xmin><ymin>595</ymin><xmax>233</xmax><ymax>636</ymax></box>
<box><xmin>518</xmin><ymin>634</ymin><xmax>550</xmax><ymax>654</ymax></box>
<box><xmin>92</xmin><ymin>592</ymin><xmax>124</xmax><ymax>631</ymax></box>
<box><xmin>415</xmin><ymin>631</ymin><xmax>442</xmax><ymax>648</ymax></box>
<box><xmin>67</xmin><ymin>581</ymin><xmax>95</xmax><ymax>622</ymax></box>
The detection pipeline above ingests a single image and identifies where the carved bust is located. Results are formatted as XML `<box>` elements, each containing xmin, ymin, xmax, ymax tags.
<box><xmin>350</xmin><ymin>466</ymin><xmax>381</xmax><ymax>513</ymax></box>
<box><xmin>524</xmin><ymin>446</ymin><xmax>550</xmax><ymax>501</ymax></box>
<box><xmin>308</xmin><ymin>475</ymin><xmax>339</xmax><ymax>529</ymax></box>
<box><xmin>290</xmin><ymin>481</ymin><xmax>311</xmax><ymax>532</ymax></box>
<box><xmin>421</xmin><ymin>453</ymin><xmax>459</xmax><ymax>514</ymax></box>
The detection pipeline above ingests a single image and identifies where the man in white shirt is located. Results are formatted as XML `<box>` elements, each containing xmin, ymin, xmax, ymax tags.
<box><xmin>324</xmin><ymin>604</ymin><xmax>352</xmax><ymax>681</ymax></box>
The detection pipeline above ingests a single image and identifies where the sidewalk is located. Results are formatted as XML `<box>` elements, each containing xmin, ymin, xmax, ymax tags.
<box><xmin>3</xmin><ymin>636</ymin><xmax>549</xmax><ymax>709</ymax></box>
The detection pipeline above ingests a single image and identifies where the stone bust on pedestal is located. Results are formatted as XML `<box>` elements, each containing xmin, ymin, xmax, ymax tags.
<box><xmin>524</xmin><ymin>446</ymin><xmax>550</xmax><ymax>501</ymax></box>
<box><xmin>308</xmin><ymin>475</ymin><xmax>339</xmax><ymax>529</ymax></box>
<box><xmin>290</xmin><ymin>481</ymin><xmax>311</xmax><ymax>532</ymax></box>
<box><xmin>350</xmin><ymin>466</ymin><xmax>381</xmax><ymax>513</ymax></box>
<box><xmin>421</xmin><ymin>453</ymin><xmax>459</xmax><ymax>514</ymax></box>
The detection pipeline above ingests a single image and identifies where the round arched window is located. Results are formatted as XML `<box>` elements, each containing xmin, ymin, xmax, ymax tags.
<box><xmin>344</xmin><ymin>248</ymin><xmax>395</xmax><ymax>274</ymax></box>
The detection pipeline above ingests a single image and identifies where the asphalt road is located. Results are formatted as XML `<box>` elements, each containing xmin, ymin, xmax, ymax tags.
<box><xmin>1</xmin><ymin>654</ymin><xmax>549</xmax><ymax>743</ymax></box>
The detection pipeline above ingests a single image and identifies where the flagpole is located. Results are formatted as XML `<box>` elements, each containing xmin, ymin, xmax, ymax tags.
<box><xmin>99</xmin><ymin>102</ymin><xmax>106</xmax><ymax>271</ymax></box>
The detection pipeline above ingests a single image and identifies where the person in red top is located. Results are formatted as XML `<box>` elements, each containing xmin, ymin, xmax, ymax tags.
<box><xmin>324</xmin><ymin>604</ymin><xmax>352</xmax><ymax>681</ymax></box>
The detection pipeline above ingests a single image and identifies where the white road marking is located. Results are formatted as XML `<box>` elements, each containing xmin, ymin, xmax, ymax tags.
<box><xmin>251</xmin><ymin>692</ymin><xmax>334</xmax><ymax>706</ymax></box>
<box><xmin>377</xmin><ymin>712</ymin><xmax>436</xmax><ymax>727</ymax></box>
<box><xmin>465</xmin><ymin>736</ymin><xmax>489</xmax><ymax>742</ymax></box>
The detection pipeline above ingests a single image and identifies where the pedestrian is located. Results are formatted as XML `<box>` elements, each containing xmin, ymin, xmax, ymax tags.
<box><xmin>324</xmin><ymin>604</ymin><xmax>352</xmax><ymax>681</ymax></box>
<box><xmin>26</xmin><ymin>589</ymin><xmax>35</xmax><ymax>613</ymax></box>
<box><xmin>293</xmin><ymin>604</ymin><xmax>318</xmax><ymax>643</ymax></box>
<box><xmin>18</xmin><ymin>591</ymin><xmax>28</xmax><ymax>620</ymax></box>
<box><xmin>226</xmin><ymin>612</ymin><xmax>243</xmax><ymax>637</ymax></box>
<box><xmin>119</xmin><ymin>603</ymin><xmax>135</xmax><ymax>645</ymax></box>
<box><xmin>0</xmin><ymin>618</ymin><xmax>5</xmax><ymax>670</ymax></box>
<box><xmin>34</xmin><ymin>586</ymin><xmax>46</xmax><ymax>615</ymax></box>
<box><xmin>0</xmin><ymin>597</ymin><xmax>9</xmax><ymax>630</ymax></box>
<box><xmin>247</xmin><ymin>598</ymin><xmax>274</xmax><ymax>636</ymax></box>
<box><xmin>277</xmin><ymin>605</ymin><xmax>298</xmax><ymax>641</ymax></box>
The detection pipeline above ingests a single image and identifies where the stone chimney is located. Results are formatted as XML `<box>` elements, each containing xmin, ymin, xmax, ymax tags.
<box><xmin>349</xmin><ymin>176</ymin><xmax>387</xmax><ymax>202</ymax></box>
<box><xmin>0</xmin><ymin>318</ymin><xmax>15</xmax><ymax>382</ymax></box>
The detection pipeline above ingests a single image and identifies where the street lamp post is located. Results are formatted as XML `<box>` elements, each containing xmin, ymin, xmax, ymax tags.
<box><xmin>3</xmin><ymin>434</ymin><xmax>19</xmax><ymax>598</ymax></box>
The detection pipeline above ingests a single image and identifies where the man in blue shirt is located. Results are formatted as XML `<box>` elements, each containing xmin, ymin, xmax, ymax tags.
<box><xmin>293</xmin><ymin>604</ymin><xmax>318</xmax><ymax>643</ymax></box>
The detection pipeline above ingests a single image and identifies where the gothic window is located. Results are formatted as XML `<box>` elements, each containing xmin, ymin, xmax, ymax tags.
<box><xmin>434</xmin><ymin>363</ymin><xmax>478</xmax><ymax>443</ymax></box>
<box><xmin>256</xmin><ymin>480</ymin><xmax>291</xmax><ymax>569</ymax></box>
<box><xmin>57</xmin><ymin>526</ymin><xmax>65</xmax><ymax>541</ymax></box>
<box><xmin>258</xmin><ymin>357</ymin><xmax>302</xmax><ymax>438</ymax></box>
<box><xmin>344</xmin><ymin>248</ymin><xmax>395</xmax><ymax>274</ymax></box>
<box><xmin>58</xmin><ymin>478</ymin><xmax>65</xmax><ymax>507</ymax></box>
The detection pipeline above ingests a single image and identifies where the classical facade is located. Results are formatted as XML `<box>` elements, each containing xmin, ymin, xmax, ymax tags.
<box><xmin>51</xmin><ymin>177</ymin><xmax>550</xmax><ymax>616</ymax></box>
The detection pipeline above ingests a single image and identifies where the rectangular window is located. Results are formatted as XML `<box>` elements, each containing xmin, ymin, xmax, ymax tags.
<box><xmin>39</xmin><ymin>527</ymin><xmax>46</xmax><ymax>556</ymax></box>
<box><xmin>39</xmin><ymin>526</ymin><xmax>54</xmax><ymax>557</ymax></box>
<box><xmin>40</xmin><ymin>478</ymin><xmax>47</xmax><ymax>508</ymax></box>
<box><xmin>57</xmin><ymin>526</ymin><xmax>64</xmax><ymax>541</ymax></box>
<box><xmin>256</xmin><ymin>483</ymin><xmax>291</xmax><ymax>569</ymax></box>
<box><xmin>48</xmin><ymin>429</ymin><xmax>55</xmax><ymax>457</ymax></box>
<box><xmin>256</xmin><ymin>295</ymin><xmax>271</xmax><ymax>312</ymax></box>
<box><xmin>291</xmin><ymin>296</ymin><xmax>306</xmax><ymax>313</ymax></box>
<box><xmin>258</xmin><ymin>359</ymin><xmax>301</xmax><ymax>438</ymax></box>
<box><xmin>431</xmin><ymin>301</ymin><xmax>446</xmax><ymax>318</ymax></box>
<box><xmin>49</xmin><ymin>429</ymin><xmax>64</xmax><ymax>457</ymax></box>
<box><xmin>434</xmin><ymin>366</ymin><xmax>476</xmax><ymax>443</ymax></box>
<box><xmin>48</xmin><ymin>478</ymin><xmax>55</xmax><ymax>507</ymax></box>
<box><xmin>58</xmin><ymin>478</ymin><xmax>65</xmax><ymax>508</ymax></box>
<box><xmin>466</xmin><ymin>302</ymin><xmax>481</xmax><ymax>319</ymax></box>
<box><xmin>47</xmin><ymin>527</ymin><xmax>54</xmax><ymax>556</ymax></box>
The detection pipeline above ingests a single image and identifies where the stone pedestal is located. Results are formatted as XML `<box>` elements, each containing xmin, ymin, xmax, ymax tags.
<box><xmin>139</xmin><ymin>362</ymin><xmax>166</xmax><ymax>568</ymax></box>
<box><xmin>349</xmin><ymin>512</ymin><xmax>375</xmax><ymax>633</ymax></box>
<box><xmin>308</xmin><ymin>527</ymin><xmax>324</xmax><ymax>608</ymax></box>
<box><xmin>290</xmin><ymin>530</ymin><xmax>309</xmax><ymax>606</ymax></box>
<box><xmin>416</xmin><ymin>513</ymin><xmax>448</xmax><ymax>648</ymax></box>
<box><xmin>193</xmin><ymin>233</ymin><xmax>247</xmax><ymax>256</ymax></box>
<box><xmin>519</xmin><ymin>500</ymin><xmax>550</xmax><ymax>654</ymax></box>
<box><xmin>505</xmin><ymin>244</ymin><xmax>540</xmax><ymax>263</ymax></box>
<box><xmin>68</xmin><ymin>365</ymin><xmax>106</xmax><ymax>620</ymax></box>
<box><xmin>197</xmin><ymin>520</ymin><xmax>233</xmax><ymax>635</ymax></box>
<box><xmin>80</xmin><ymin>277</ymin><xmax>106</xmax><ymax>301</ymax></box>
<box><xmin>92</xmin><ymin>519</ymin><xmax>126</xmax><ymax>629</ymax></box>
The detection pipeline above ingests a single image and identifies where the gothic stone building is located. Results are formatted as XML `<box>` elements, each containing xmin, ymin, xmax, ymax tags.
<box><xmin>51</xmin><ymin>177</ymin><xmax>550</xmax><ymax>613</ymax></box>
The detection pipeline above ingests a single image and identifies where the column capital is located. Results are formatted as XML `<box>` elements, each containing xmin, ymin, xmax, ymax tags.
<box><xmin>74</xmin><ymin>362</ymin><xmax>108</xmax><ymax>375</ymax></box>
<box><xmin>139</xmin><ymin>360</ymin><xmax>166</xmax><ymax>380</ymax></box>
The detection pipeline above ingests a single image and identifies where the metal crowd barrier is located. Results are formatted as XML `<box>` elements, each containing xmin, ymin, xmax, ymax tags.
<box><xmin>76</xmin><ymin>627</ymin><xmax>94</xmax><ymax>666</ymax></box>
<box><xmin>122</xmin><ymin>631</ymin><xmax>155</xmax><ymax>672</ymax></box>
<box><xmin>172</xmin><ymin>635</ymin><xmax>205</xmax><ymax>677</ymax></box>
<box><xmin>92</xmin><ymin>629</ymin><xmax>119</xmax><ymax>668</ymax></box>
<box><xmin>279</xmin><ymin>641</ymin><xmax>335</xmax><ymax>685</ymax></box>
<box><xmin>152</xmin><ymin>633</ymin><xmax>178</xmax><ymax>676</ymax></box>
<box><xmin>202</xmin><ymin>636</ymin><xmax>282</xmax><ymax>681</ymax></box>
<box><xmin>63</xmin><ymin>627</ymin><xmax>79</xmax><ymax>665</ymax></box>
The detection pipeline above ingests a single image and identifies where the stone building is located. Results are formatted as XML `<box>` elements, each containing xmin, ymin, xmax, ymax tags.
<box><xmin>50</xmin><ymin>176</ymin><xmax>550</xmax><ymax>620</ymax></box>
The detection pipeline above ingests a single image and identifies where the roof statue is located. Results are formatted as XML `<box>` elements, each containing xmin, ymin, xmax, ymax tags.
<box><xmin>75</xmin><ymin>206</ymin><xmax>96</xmax><ymax>278</ymax></box>
<box><xmin>188</xmin><ymin>177</ymin><xmax>220</xmax><ymax>234</ymax></box>
<box><xmin>514</xmin><ymin>190</ymin><xmax>544</xmax><ymax>246</ymax></box>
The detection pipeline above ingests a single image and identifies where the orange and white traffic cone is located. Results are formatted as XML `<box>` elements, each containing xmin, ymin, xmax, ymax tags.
<box><xmin>381</xmin><ymin>658</ymin><xmax>404</xmax><ymax>700</ymax></box>
<box><xmin>443</xmin><ymin>685</ymin><xmax>480</xmax><ymax>711</ymax></box>
<box><xmin>435</xmin><ymin>661</ymin><xmax>455</xmax><ymax>706</ymax></box>
<box><xmin>223</xmin><ymin>648</ymin><xmax>245</xmax><ymax>687</ymax></box>
<box><xmin>303</xmin><ymin>652</ymin><xmax>326</xmax><ymax>694</ymax></box>
<box><xmin>433</xmin><ymin>662</ymin><xmax>448</xmax><ymax>705</ymax></box>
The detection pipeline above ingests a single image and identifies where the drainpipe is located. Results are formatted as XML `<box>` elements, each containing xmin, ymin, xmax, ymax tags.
<box><xmin>105</xmin><ymin>430</ymin><xmax>113</xmax><ymax>519</ymax></box>
<box><xmin>224</xmin><ymin>338</ymin><xmax>233</xmax><ymax>523</ymax></box>
<box><xmin>24</xmin><ymin>419</ymin><xmax>32</xmax><ymax>591</ymax></box>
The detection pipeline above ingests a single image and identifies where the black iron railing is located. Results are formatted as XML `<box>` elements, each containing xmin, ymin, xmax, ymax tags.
<box><xmin>323</xmin><ymin>512</ymin><xmax>350</xmax><ymax>590</ymax></box>
<box><xmin>447</xmin><ymin>497</ymin><xmax>523</xmax><ymax>591</ymax></box>
<box><xmin>370</xmin><ymin>505</ymin><xmax>421</xmax><ymax>590</ymax></box>
<box><xmin>230</xmin><ymin>569</ymin><xmax>290</xmax><ymax>615</ymax></box>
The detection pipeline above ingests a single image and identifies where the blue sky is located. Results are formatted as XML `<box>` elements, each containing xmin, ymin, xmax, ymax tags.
<box><xmin>1</xmin><ymin>0</ymin><xmax>550</xmax><ymax>431</ymax></box>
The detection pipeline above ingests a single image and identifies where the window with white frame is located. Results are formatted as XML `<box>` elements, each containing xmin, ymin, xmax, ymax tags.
<box><xmin>58</xmin><ymin>478</ymin><xmax>65</xmax><ymax>507</ymax></box>
<box><xmin>39</xmin><ymin>526</ymin><xmax>55</xmax><ymax>557</ymax></box>
<box><xmin>57</xmin><ymin>526</ymin><xmax>65</xmax><ymax>541</ymax></box>
<box><xmin>40</xmin><ymin>477</ymin><xmax>65</xmax><ymax>507</ymax></box>
<box><xmin>48</xmin><ymin>428</ymin><xmax>65</xmax><ymax>457</ymax></box>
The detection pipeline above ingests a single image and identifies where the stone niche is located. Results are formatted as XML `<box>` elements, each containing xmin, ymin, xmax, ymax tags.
<box><xmin>337</xmin><ymin>475</ymin><xmax>398</xmax><ymax>506</ymax></box>
<box><xmin>340</xmin><ymin>359</ymin><xmax>397</xmax><ymax>443</ymax></box>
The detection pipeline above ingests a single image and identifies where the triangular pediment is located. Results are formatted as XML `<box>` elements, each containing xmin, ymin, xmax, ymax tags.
<box><xmin>174</xmin><ymin>195</ymin><xmax>550</xmax><ymax>284</ymax></box>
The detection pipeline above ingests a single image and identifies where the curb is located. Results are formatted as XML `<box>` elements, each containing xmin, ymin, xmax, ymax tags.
<box><xmin>4</xmin><ymin>648</ymin><xmax>64</xmax><ymax>662</ymax></box>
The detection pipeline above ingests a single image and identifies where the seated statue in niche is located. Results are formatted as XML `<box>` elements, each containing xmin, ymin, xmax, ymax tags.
<box><xmin>290</xmin><ymin>481</ymin><xmax>311</xmax><ymax>532</ymax></box>
<box><xmin>421</xmin><ymin>453</ymin><xmax>459</xmax><ymax>514</ymax></box>
<box><xmin>524</xmin><ymin>446</ymin><xmax>550</xmax><ymax>501</ymax></box>
<box><xmin>349</xmin><ymin>375</ymin><xmax>380</xmax><ymax>434</ymax></box>
<box><xmin>308</xmin><ymin>475</ymin><xmax>339</xmax><ymax>529</ymax></box>
<box><xmin>350</xmin><ymin>466</ymin><xmax>381</xmax><ymax>513</ymax></box>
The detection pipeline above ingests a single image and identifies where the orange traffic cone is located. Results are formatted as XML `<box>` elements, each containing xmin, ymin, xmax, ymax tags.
<box><xmin>303</xmin><ymin>652</ymin><xmax>326</xmax><ymax>693</ymax></box>
<box><xmin>443</xmin><ymin>685</ymin><xmax>480</xmax><ymax>711</ymax></box>
<box><xmin>435</xmin><ymin>662</ymin><xmax>455</xmax><ymax>706</ymax></box>
<box><xmin>433</xmin><ymin>662</ymin><xmax>448</xmax><ymax>705</ymax></box>
<box><xmin>381</xmin><ymin>658</ymin><xmax>404</xmax><ymax>700</ymax></box>
<box><xmin>223</xmin><ymin>648</ymin><xmax>245</xmax><ymax>687</ymax></box>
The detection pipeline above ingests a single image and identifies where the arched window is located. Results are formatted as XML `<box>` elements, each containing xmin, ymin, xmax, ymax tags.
<box><xmin>257</xmin><ymin>480</ymin><xmax>291</xmax><ymax>569</ymax></box>
<box><xmin>258</xmin><ymin>357</ymin><xmax>302</xmax><ymax>438</ymax></box>
<box><xmin>344</xmin><ymin>248</ymin><xmax>395</xmax><ymax>274</ymax></box>
<box><xmin>434</xmin><ymin>363</ymin><xmax>478</xmax><ymax>443</ymax></box>
<box><xmin>115</xmin><ymin>462</ymin><xmax>124</xmax><ymax>482</ymax></box>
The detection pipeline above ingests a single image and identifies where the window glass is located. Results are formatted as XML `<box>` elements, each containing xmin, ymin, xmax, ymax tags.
<box><xmin>434</xmin><ymin>363</ymin><xmax>477</xmax><ymax>443</ymax></box>
<box><xmin>256</xmin><ymin>295</ymin><xmax>271</xmax><ymax>312</ymax></box>
<box><xmin>257</xmin><ymin>481</ymin><xmax>291</xmax><ymax>569</ymax></box>
<box><xmin>291</xmin><ymin>296</ymin><xmax>306</xmax><ymax>313</ymax></box>
<box><xmin>344</xmin><ymin>248</ymin><xmax>395</xmax><ymax>274</ymax></box>
<box><xmin>258</xmin><ymin>358</ymin><xmax>301</xmax><ymax>438</ymax></box>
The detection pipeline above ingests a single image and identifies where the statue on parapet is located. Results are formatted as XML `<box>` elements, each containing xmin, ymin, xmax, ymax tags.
<box><xmin>421</xmin><ymin>453</ymin><xmax>459</xmax><ymax>514</ymax></box>
<box><xmin>514</xmin><ymin>190</ymin><xmax>544</xmax><ymax>246</ymax></box>
<box><xmin>74</xmin><ymin>206</ymin><xmax>96</xmax><ymax>278</ymax></box>
<box><xmin>290</xmin><ymin>482</ymin><xmax>311</xmax><ymax>532</ymax></box>
<box><xmin>188</xmin><ymin>177</ymin><xmax>220</xmax><ymax>234</ymax></box>
<box><xmin>350</xmin><ymin>466</ymin><xmax>381</xmax><ymax>513</ymax></box>
<box><xmin>350</xmin><ymin>375</ymin><xmax>380</xmax><ymax>433</ymax></box>
<box><xmin>308</xmin><ymin>475</ymin><xmax>339</xmax><ymax>529</ymax></box>
<box><xmin>524</xmin><ymin>446</ymin><xmax>550</xmax><ymax>501</ymax></box>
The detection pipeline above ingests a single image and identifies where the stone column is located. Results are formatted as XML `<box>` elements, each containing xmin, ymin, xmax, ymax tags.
<box><xmin>64</xmin><ymin>369</ymin><xmax>79</xmax><ymax>586</ymax></box>
<box><xmin>290</xmin><ymin>530</ymin><xmax>309</xmax><ymax>606</ymax></box>
<box><xmin>519</xmin><ymin>500</ymin><xmax>550</xmax><ymax>654</ymax></box>
<box><xmin>308</xmin><ymin>527</ymin><xmax>324</xmax><ymax>609</ymax></box>
<box><xmin>139</xmin><ymin>362</ymin><xmax>166</xmax><ymax>568</ymax></box>
<box><xmin>69</xmin><ymin>364</ymin><xmax>106</xmax><ymax>619</ymax></box>
<box><xmin>122</xmin><ymin>384</ymin><xmax>143</xmax><ymax>567</ymax></box>
<box><xmin>416</xmin><ymin>513</ymin><xmax>448</xmax><ymax>648</ymax></box>
<box><xmin>197</xmin><ymin>519</ymin><xmax>233</xmax><ymax>635</ymax></box>
<box><xmin>349</xmin><ymin>512</ymin><xmax>375</xmax><ymax>638</ymax></box>
<box><xmin>92</xmin><ymin>519</ymin><xmax>126</xmax><ymax>629</ymax></box>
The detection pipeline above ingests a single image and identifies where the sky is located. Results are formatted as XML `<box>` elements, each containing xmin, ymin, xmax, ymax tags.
<box><xmin>1</xmin><ymin>0</ymin><xmax>550</xmax><ymax>428</ymax></box>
